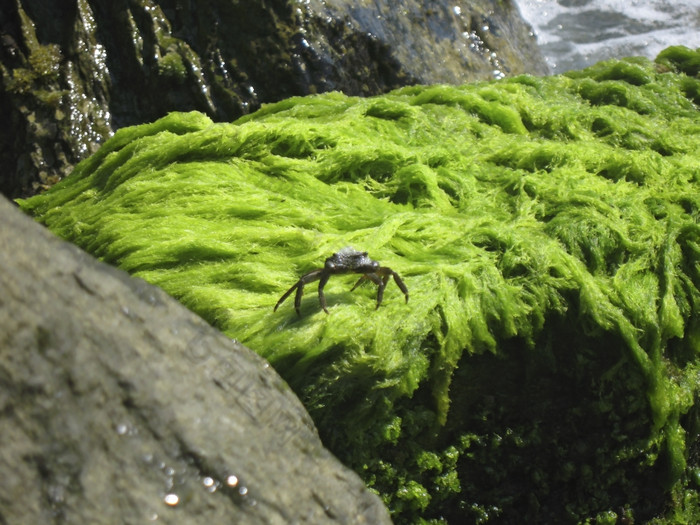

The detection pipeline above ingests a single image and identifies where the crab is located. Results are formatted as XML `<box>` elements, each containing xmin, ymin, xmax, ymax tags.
<box><xmin>274</xmin><ymin>247</ymin><xmax>409</xmax><ymax>316</ymax></box>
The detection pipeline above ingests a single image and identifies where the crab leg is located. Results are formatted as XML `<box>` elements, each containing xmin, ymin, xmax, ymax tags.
<box><xmin>317</xmin><ymin>273</ymin><xmax>331</xmax><ymax>314</ymax></box>
<box><xmin>351</xmin><ymin>273</ymin><xmax>384</xmax><ymax>308</ymax></box>
<box><xmin>385</xmin><ymin>269</ymin><xmax>410</xmax><ymax>303</ymax></box>
<box><xmin>351</xmin><ymin>268</ymin><xmax>409</xmax><ymax>309</ymax></box>
<box><xmin>274</xmin><ymin>269</ymin><xmax>324</xmax><ymax>316</ymax></box>
<box><xmin>350</xmin><ymin>273</ymin><xmax>379</xmax><ymax>292</ymax></box>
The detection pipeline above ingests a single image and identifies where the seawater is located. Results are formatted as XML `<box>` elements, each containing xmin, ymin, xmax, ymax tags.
<box><xmin>514</xmin><ymin>0</ymin><xmax>700</xmax><ymax>73</ymax></box>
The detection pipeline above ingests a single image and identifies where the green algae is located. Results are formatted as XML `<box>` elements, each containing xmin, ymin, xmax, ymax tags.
<box><xmin>19</xmin><ymin>48</ymin><xmax>700</xmax><ymax>523</ymax></box>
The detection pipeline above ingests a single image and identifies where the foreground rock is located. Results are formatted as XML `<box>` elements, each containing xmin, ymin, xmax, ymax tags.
<box><xmin>0</xmin><ymin>195</ymin><xmax>390</xmax><ymax>524</ymax></box>
<box><xmin>0</xmin><ymin>0</ymin><xmax>547</xmax><ymax>198</ymax></box>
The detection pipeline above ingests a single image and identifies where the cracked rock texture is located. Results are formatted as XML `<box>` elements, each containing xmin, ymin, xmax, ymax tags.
<box><xmin>0</xmin><ymin>195</ymin><xmax>390</xmax><ymax>524</ymax></box>
<box><xmin>0</xmin><ymin>0</ymin><xmax>546</xmax><ymax>198</ymax></box>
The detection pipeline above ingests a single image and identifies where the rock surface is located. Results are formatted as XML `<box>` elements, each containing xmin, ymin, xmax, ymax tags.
<box><xmin>0</xmin><ymin>0</ymin><xmax>547</xmax><ymax>198</ymax></box>
<box><xmin>0</xmin><ymin>195</ymin><xmax>391</xmax><ymax>524</ymax></box>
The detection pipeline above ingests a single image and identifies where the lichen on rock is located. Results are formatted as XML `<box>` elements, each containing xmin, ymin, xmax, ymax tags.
<box><xmin>20</xmin><ymin>47</ymin><xmax>700</xmax><ymax>523</ymax></box>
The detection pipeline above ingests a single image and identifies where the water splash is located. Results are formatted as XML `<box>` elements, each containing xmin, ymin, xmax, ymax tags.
<box><xmin>515</xmin><ymin>0</ymin><xmax>700</xmax><ymax>72</ymax></box>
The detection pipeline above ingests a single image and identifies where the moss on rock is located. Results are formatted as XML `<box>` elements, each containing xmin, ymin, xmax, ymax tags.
<box><xmin>20</xmin><ymin>48</ymin><xmax>700</xmax><ymax>523</ymax></box>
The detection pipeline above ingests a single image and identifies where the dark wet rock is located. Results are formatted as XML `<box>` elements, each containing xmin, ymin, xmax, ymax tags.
<box><xmin>0</xmin><ymin>0</ymin><xmax>546</xmax><ymax>199</ymax></box>
<box><xmin>0</xmin><ymin>195</ymin><xmax>391</xmax><ymax>524</ymax></box>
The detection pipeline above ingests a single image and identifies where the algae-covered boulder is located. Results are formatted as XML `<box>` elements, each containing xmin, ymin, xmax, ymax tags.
<box><xmin>20</xmin><ymin>47</ymin><xmax>700</xmax><ymax>523</ymax></box>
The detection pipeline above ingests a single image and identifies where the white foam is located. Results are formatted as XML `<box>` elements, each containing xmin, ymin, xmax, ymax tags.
<box><xmin>514</xmin><ymin>0</ymin><xmax>700</xmax><ymax>73</ymax></box>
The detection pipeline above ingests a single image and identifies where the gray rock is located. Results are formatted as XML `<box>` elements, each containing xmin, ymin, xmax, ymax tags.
<box><xmin>0</xmin><ymin>0</ymin><xmax>547</xmax><ymax>199</ymax></box>
<box><xmin>0</xmin><ymin>195</ymin><xmax>391</xmax><ymax>524</ymax></box>
<box><xmin>303</xmin><ymin>0</ymin><xmax>549</xmax><ymax>88</ymax></box>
